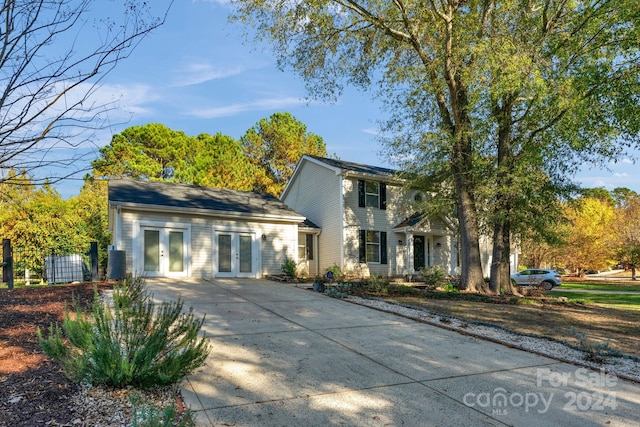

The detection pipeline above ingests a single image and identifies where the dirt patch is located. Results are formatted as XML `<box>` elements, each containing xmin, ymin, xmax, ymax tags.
<box><xmin>0</xmin><ymin>283</ymin><xmax>113</xmax><ymax>426</ymax></box>
<box><xmin>382</xmin><ymin>294</ymin><xmax>640</xmax><ymax>359</ymax></box>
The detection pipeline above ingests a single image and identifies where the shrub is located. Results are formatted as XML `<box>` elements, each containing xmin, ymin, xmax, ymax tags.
<box><xmin>363</xmin><ymin>275</ymin><xmax>389</xmax><ymax>293</ymax></box>
<box><xmin>325</xmin><ymin>264</ymin><xmax>342</xmax><ymax>281</ymax></box>
<box><xmin>386</xmin><ymin>284</ymin><xmax>419</xmax><ymax>295</ymax></box>
<box><xmin>38</xmin><ymin>277</ymin><xmax>210</xmax><ymax>388</ymax></box>
<box><xmin>130</xmin><ymin>391</ymin><xmax>194</xmax><ymax>427</ymax></box>
<box><xmin>569</xmin><ymin>327</ymin><xmax>621</xmax><ymax>362</ymax></box>
<box><xmin>325</xmin><ymin>282</ymin><xmax>351</xmax><ymax>298</ymax></box>
<box><xmin>420</xmin><ymin>266</ymin><xmax>447</xmax><ymax>290</ymax></box>
<box><xmin>443</xmin><ymin>283</ymin><xmax>460</xmax><ymax>293</ymax></box>
<box><xmin>281</xmin><ymin>257</ymin><xmax>297</xmax><ymax>278</ymax></box>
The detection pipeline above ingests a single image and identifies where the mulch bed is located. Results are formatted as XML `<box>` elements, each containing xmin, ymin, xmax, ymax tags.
<box><xmin>0</xmin><ymin>283</ymin><xmax>113</xmax><ymax>426</ymax></box>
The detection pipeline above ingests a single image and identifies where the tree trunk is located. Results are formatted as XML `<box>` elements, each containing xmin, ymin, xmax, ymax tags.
<box><xmin>489</xmin><ymin>98</ymin><xmax>518</xmax><ymax>294</ymax></box>
<box><xmin>450</xmin><ymin>129</ymin><xmax>487</xmax><ymax>293</ymax></box>
<box><xmin>490</xmin><ymin>219</ymin><xmax>519</xmax><ymax>295</ymax></box>
<box><xmin>454</xmin><ymin>176</ymin><xmax>487</xmax><ymax>292</ymax></box>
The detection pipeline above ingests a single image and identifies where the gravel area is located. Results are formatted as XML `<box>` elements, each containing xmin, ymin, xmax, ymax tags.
<box><xmin>347</xmin><ymin>296</ymin><xmax>640</xmax><ymax>383</ymax></box>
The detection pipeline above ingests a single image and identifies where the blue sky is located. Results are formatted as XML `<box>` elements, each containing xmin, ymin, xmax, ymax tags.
<box><xmin>50</xmin><ymin>0</ymin><xmax>638</xmax><ymax>197</ymax></box>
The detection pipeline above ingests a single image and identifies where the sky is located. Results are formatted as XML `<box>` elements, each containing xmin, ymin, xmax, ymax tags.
<box><xmin>41</xmin><ymin>0</ymin><xmax>639</xmax><ymax>198</ymax></box>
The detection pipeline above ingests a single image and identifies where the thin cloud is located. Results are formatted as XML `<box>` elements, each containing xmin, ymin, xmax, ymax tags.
<box><xmin>172</xmin><ymin>62</ymin><xmax>244</xmax><ymax>87</ymax></box>
<box><xmin>96</xmin><ymin>83</ymin><xmax>160</xmax><ymax>116</ymax></box>
<box><xmin>361</xmin><ymin>127</ymin><xmax>380</xmax><ymax>136</ymax></box>
<box><xmin>185</xmin><ymin>97</ymin><xmax>307</xmax><ymax>118</ymax></box>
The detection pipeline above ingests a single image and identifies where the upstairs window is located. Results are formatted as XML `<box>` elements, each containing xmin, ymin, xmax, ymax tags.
<box><xmin>358</xmin><ymin>180</ymin><xmax>386</xmax><ymax>209</ymax></box>
<box><xmin>366</xmin><ymin>181</ymin><xmax>380</xmax><ymax>207</ymax></box>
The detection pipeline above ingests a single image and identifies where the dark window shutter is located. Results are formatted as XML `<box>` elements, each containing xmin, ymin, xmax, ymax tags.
<box><xmin>380</xmin><ymin>183</ymin><xmax>387</xmax><ymax>210</ymax></box>
<box><xmin>380</xmin><ymin>232</ymin><xmax>387</xmax><ymax>264</ymax></box>
<box><xmin>306</xmin><ymin>234</ymin><xmax>314</xmax><ymax>260</ymax></box>
<box><xmin>358</xmin><ymin>180</ymin><xmax>365</xmax><ymax>207</ymax></box>
<box><xmin>359</xmin><ymin>230</ymin><xmax>366</xmax><ymax>263</ymax></box>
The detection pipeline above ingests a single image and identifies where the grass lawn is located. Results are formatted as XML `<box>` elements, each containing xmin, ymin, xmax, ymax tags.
<box><xmin>560</xmin><ymin>282</ymin><xmax>640</xmax><ymax>292</ymax></box>
<box><xmin>552</xmin><ymin>291</ymin><xmax>640</xmax><ymax>310</ymax></box>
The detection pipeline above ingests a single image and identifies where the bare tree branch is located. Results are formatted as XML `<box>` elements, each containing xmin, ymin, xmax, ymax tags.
<box><xmin>0</xmin><ymin>0</ymin><xmax>173</xmax><ymax>185</ymax></box>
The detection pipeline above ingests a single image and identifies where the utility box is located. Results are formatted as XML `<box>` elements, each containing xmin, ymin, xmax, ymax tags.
<box><xmin>107</xmin><ymin>250</ymin><xmax>126</xmax><ymax>280</ymax></box>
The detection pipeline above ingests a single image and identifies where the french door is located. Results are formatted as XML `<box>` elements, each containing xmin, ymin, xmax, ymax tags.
<box><xmin>142</xmin><ymin>227</ymin><xmax>188</xmax><ymax>277</ymax></box>
<box><xmin>216</xmin><ymin>232</ymin><xmax>255</xmax><ymax>277</ymax></box>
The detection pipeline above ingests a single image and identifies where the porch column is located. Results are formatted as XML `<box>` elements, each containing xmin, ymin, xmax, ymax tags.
<box><xmin>406</xmin><ymin>232</ymin><xmax>413</xmax><ymax>276</ymax></box>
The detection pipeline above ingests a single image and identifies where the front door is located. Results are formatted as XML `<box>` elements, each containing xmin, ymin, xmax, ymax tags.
<box><xmin>216</xmin><ymin>232</ymin><xmax>255</xmax><ymax>277</ymax></box>
<box><xmin>413</xmin><ymin>236</ymin><xmax>425</xmax><ymax>271</ymax></box>
<box><xmin>142</xmin><ymin>228</ymin><xmax>187</xmax><ymax>277</ymax></box>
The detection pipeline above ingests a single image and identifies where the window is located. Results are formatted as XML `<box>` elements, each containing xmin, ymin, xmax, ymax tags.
<box><xmin>359</xmin><ymin>230</ymin><xmax>387</xmax><ymax>264</ymax></box>
<box><xmin>366</xmin><ymin>231</ymin><xmax>380</xmax><ymax>263</ymax></box>
<box><xmin>365</xmin><ymin>181</ymin><xmax>379</xmax><ymax>207</ymax></box>
<box><xmin>358</xmin><ymin>180</ymin><xmax>386</xmax><ymax>209</ymax></box>
<box><xmin>298</xmin><ymin>234</ymin><xmax>314</xmax><ymax>261</ymax></box>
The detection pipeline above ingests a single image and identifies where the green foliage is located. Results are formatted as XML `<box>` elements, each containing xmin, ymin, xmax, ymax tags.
<box><xmin>281</xmin><ymin>257</ymin><xmax>297</xmax><ymax>278</ymax></box>
<box><xmin>241</xmin><ymin>112</ymin><xmax>327</xmax><ymax>196</ymax></box>
<box><xmin>363</xmin><ymin>275</ymin><xmax>389</xmax><ymax>293</ymax></box>
<box><xmin>92</xmin><ymin>124</ymin><xmax>255</xmax><ymax>191</ymax></box>
<box><xmin>233</xmin><ymin>0</ymin><xmax>640</xmax><ymax>294</ymax></box>
<box><xmin>385</xmin><ymin>284</ymin><xmax>419</xmax><ymax>296</ymax></box>
<box><xmin>38</xmin><ymin>277</ymin><xmax>210</xmax><ymax>388</ymax></box>
<box><xmin>324</xmin><ymin>264</ymin><xmax>342</xmax><ymax>281</ymax></box>
<box><xmin>420</xmin><ymin>266</ymin><xmax>447</xmax><ymax>290</ymax></box>
<box><xmin>0</xmin><ymin>171</ymin><xmax>107</xmax><ymax>278</ymax></box>
<box><xmin>443</xmin><ymin>283</ymin><xmax>460</xmax><ymax>293</ymax></box>
<box><xmin>129</xmin><ymin>392</ymin><xmax>194</xmax><ymax>427</ymax></box>
<box><xmin>324</xmin><ymin>283</ymin><xmax>352</xmax><ymax>298</ymax></box>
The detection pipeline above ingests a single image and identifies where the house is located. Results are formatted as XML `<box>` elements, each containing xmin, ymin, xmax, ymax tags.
<box><xmin>108</xmin><ymin>156</ymin><xmax>516</xmax><ymax>281</ymax></box>
<box><xmin>107</xmin><ymin>177</ymin><xmax>311</xmax><ymax>278</ymax></box>
<box><xmin>281</xmin><ymin>155</ymin><xmax>458</xmax><ymax>278</ymax></box>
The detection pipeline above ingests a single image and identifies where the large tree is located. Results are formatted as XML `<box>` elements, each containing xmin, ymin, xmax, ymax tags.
<box><xmin>92</xmin><ymin>123</ymin><xmax>191</xmax><ymax>181</ymax></box>
<box><xmin>232</xmin><ymin>0</ymin><xmax>640</xmax><ymax>293</ymax></box>
<box><xmin>241</xmin><ymin>112</ymin><xmax>326</xmax><ymax>196</ymax></box>
<box><xmin>92</xmin><ymin>123</ymin><xmax>256</xmax><ymax>191</ymax></box>
<box><xmin>0</xmin><ymin>172</ymin><xmax>99</xmax><ymax>279</ymax></box>
<box><xmin>557</xmin><ymin>196</ymin><xmax>616</xmax><ymax>274</ymax></box>
<box><xmin>612</xmin><ymin>190</ymin><xmax>640</xmax><ymax>280</ymax></box>
<box><xmin>175</xmin><ymin>133</ymin><xmax>255</xmax><ymax>191</ymax></box>
<box><xmin>0</xmin><ymin>0</ymin><xmax>171</xmax><ymax>185</ymax></box>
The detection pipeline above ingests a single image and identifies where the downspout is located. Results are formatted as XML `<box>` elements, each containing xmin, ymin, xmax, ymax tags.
<box><xmin>339</xmin><ymin>175</ymin><xmax>345</xmax><ymax>272</ymax></box>
<box><xmin>114</xmin><ymin>204</ymin><xmax>122</xmax><ymax>250</ymax></box>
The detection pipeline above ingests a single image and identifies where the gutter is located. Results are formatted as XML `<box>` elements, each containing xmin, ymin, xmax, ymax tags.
<box><xmin>110</xmin><ymin>201</ymin><xmax>306</xmax><ymax>224</ymax></box>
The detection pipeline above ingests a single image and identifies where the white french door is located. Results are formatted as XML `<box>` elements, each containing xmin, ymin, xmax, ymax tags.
<box><xmin>142</xmin><ymin>227</ymin><xmax>188</xmax><ymax>277</ymax></box>
<box><xmin>216</xmin><ymin>231</ymin><xmax>256</xmax><ymax>277</ymax></box>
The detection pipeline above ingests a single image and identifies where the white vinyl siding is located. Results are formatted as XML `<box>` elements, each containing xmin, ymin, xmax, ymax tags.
<box><xmin>343</xmin><ymin>178</ymin><xmax>407</xmax><ymax>276</ymax></box>
<box><xmin>282</xmin><ymin>160</ymin><xmax>344</xmax><ymax>273</ymax></box>
<box><xmin>115</xmin><ymin>208</ymin><xmax>298</xmax><ymax>278</ymax></box>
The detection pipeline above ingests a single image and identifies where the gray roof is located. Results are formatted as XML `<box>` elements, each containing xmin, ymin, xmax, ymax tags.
<box><xmin>299</xmin><ymin>218</ymin><xmax>320</xmax><ymax>229</ymax></box>
<box><xmin>394</xmin><ymin>212</ymin><xmax>426</xmax><ymax>229</ymax></box>
<box><xmin>108</xmin><ymin>178</ymin><xmax>305</xmax><ymax>220</ymax></box>
<box><xmin>306</xmin><ymin>155</ymin><xmax>399</xmax><ymax>178</ymax></box>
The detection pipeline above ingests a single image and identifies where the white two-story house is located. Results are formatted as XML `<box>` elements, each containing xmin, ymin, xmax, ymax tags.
<box><xmin>281</xmin><ymin>155</ymin><xmax>458</xmax><ymax>278</ymax></box>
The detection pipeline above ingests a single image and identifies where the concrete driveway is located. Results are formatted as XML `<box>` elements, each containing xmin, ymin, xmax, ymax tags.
<box><xmin>146</xmin><ymin>278</ymin><xmax>640</xmax><ymax>427</ymax></box>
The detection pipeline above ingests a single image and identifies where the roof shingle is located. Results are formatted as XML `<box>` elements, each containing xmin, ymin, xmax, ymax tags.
<box><xmin>108</xmin><ymin>178</ymin><xmax>304</xmax><ymax>219</ymax></box>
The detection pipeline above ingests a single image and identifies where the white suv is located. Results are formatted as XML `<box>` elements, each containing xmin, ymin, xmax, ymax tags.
<box><xmin>510</xmin><ymin>269</ymin><xmax>562</xmax><ymax>290</ymax></box>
